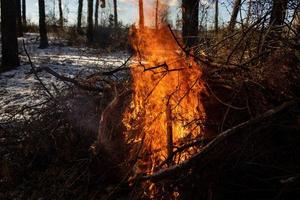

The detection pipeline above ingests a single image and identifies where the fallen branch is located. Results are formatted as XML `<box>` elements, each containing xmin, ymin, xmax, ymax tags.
<box><xmin>35</xmin><ymin>66</ymin><xmax>105</xmax><ymax>92</ymax></box>
<box><xmin>23</xmin><ymin>40</ymin><xmax>55</xmax><ymax>100</ymax></box>
<box><xmin>102</xmin><ymin>54</ymin><xmax>133</xmax><ymax>76</ymax></box>
<box><xmin>138</xmin><ymin>99</ymin><xmax>298</xmax><ymax>182</ymax></box>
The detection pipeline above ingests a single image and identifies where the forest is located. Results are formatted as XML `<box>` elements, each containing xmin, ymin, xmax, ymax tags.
<box><xmin>0</xmin><ymin>0</ymin><xmax>300</xmax><ymax>199</ymax></box>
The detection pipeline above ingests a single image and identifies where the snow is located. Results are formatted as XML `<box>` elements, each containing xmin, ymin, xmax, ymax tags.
<box><xmin>0</xmin><ymin>33</ymin><xmax>130</xmax><ymax>122</ymax></box>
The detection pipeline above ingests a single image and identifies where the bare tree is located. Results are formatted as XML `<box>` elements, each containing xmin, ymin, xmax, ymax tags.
<box><xmin>113</xmin><ymin>0</ymin><xmax>118</xmax><ymax>29</ymax></box>
<box><xmin>182</xmin><ymin>0</ymin><xmax>199</xmax><ymax>49</ymax></box>
<box><xmin>58</xmin><ymin>0</ymin><xmax>64</xmax><ymax>28</ymax></box>
<box><xmin>215</xmin><ymin>0</ymin><xmax>219</xmax><ymax>33</ymax></box>
<box><xmin>228</xmin><ymin>0</ymin><xmax>241</xmax><ymax>31</ymax></box>
<box><xmin>22</xmin><ymin>0</ymin><xmax>27</xmax><ymax>27</ymax></box>
<box><xmin>269</xmin><ymin>0</ymin><xmax>288</xmax><ymax>26</ymax></box>
<box><xmin>87</xmin><ymin>0</ymin><xmax>94</xmax><ymax>44</ymax></box>
<box><xmin>38</xmin><ymin>0</ymin><xmax>49</xmax><ymax>48</ymax></box>
<box><xmin>16</xmin><ymin>0</ymin><xmax>23</xmax><ymax>37</ymax></box>
<box><xmin>1</xmin><ymin>0</ymin><xmax>19</xmax><ymax>71</ymax></box>
<box><xmin>139</xmin><ymin>0</ymin><xmax>144</xmax><ymax>28</ymax></box>
<box><xmin>95</xmin><ymin>0</ymin><xmax>99</xmax><ymax>29</ymax></box>
<box><xmin>77</xmin><ymin>0</ymin><xmax>83</xmax><ymax>33</ymax></box>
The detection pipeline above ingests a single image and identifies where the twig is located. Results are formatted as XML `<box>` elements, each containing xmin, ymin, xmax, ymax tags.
<box><xmin>22</xmin><ymin>40</ymin><xmax>55</xmax><ymax>100</ymax></box>
<box><xmin>138</xmin><ymin>99</ymin><xmax>298</xmax><ymax>182</ymax></box>
<box><xmin>102</xmin><ymin>54</ymin><xmax>133</xmax><ymax>76</ymax></box>
<box><xmin>206</xmin><ymin>82</ymin><xmax>247</xmax><ymax>110</ymax></box>
<box><xmin>35</xmin><ymin>66</ymin><xmax>105</xmax><ymax>92</ymax></box>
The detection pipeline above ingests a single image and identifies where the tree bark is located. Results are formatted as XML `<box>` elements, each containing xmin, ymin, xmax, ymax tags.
<box><xmin>58</xmin><ymin>0</ymin><xmax>64</xmax><ymax>28</ymax></box>
<box><xmin>17</xmin><ymin>0</ymin><xmax>23</xmax><ymax>37</ymax></box>
<box><xmin>1</xmin><ymin>0</ymin><xmax>20</xmax><ymax>71</ymax></box>
<box><xmin>215</xmin><ymin>0</ymin><xmax>219</xmax><ymax>33</ymax></box>
<box><xmin>294</xmin><ymin>4</ymin><xmax>300</xmax><ymax>36</ymax></box>
<box><xmin>113</xmin><ymin>0</ymin><xmax>118</xmax><ymax>29</ymax></box>
<box><xmin>22</xmin><ymin>0</ymin><xmax>27</xmax><ymax>28</ymax></box>
<box><xmin>95</xmin><ymin>0</ymin><xmax>99</xmax><ymax>29</ymax></box>
<box><xmin>269</xmin><ymin>0</ymin><xmax>288</xmax><ymax>26</ymax></box>
<box><xmin>228</xmin><ymin>0</ymin><xmax>241</xmax><ymax>32</ymax></box>
<box><xmin>139</xmin><ymin>0</ymin><xmax>144</xmax><ymax>29</ymax></box>
<box><xmin>38</xmin><ymin>0</ymin><xmax>49</xmax><ymax>48</ymax></box>
<box><xmin>87</xmin><ymin>0</ymin><xmax>94</xmax><ymax>44</ymax></box>
<box><xmin>182</xmin><ymin>0</ymin><xmax>199</xmax><ymax>49</ymax></box>
<box><xmin>77</xmin><ymin>0</ymin><xmax>83</xmax><ymax>33</ymax></box>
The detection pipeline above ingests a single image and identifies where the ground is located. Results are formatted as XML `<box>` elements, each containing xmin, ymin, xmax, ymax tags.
<box><xmin>0</xmin><ymin>33</ymin><xmax>129</xmax><ymax>122</ymax></box>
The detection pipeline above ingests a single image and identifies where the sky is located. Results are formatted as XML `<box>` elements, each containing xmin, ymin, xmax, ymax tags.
<box><xmin>26</xmin><ymin>0</ymin><xmax>234</xmax><ymax>28</ymax></box>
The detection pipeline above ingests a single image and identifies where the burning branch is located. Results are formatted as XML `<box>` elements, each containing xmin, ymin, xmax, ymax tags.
<box><xmin>138</xmin><ymin>99</ymin><xmax>298</xmax><ymax>182</ymax></box>
<box><xmin>166</xmin><ymin>101</ymin><xmax>173</xmax><ymax>166</ymax></box>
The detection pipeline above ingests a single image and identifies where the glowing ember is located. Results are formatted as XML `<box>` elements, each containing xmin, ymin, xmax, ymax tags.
<box><xmin>123</xmin><ymin>1</ymin><xmax>206</xmax><ymax>175</ymax></box>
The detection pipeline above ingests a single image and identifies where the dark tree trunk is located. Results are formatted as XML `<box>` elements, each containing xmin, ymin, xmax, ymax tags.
<box><xmin>269</xmin><ymin>0</ymin><xmax>288</xmax><ymax>26</ymax></box>
<box><xmin>113</xmin><ymin>0</ymin><xmax>118</xmax><ymax>29</ymax></box>
<box><xmin>58</xmin><ymin>0</ymin><xmax>63</xmax><ymax>28</ymax></box>
<box><xmin>295</xmin><ymin>5</ymin><xmax>300</xmax><ymax>36</ymax></box>
<box><xmin>22</xmin><ymin>0</ymin><xmax>27</xmax><ymax>27</ymax></box>
<box><xmin>139</xmin><ymin>0</ymin><xmax>144</xmax><ymax>29</ymax></box>
<box><xmin>1</xmin><ymin>0</ymin><xmax>20</xmax><ymax>71</ymax></box>
<box><xmin>182</xmin><ymin>0</ymin><xmax>199</xmax><ymax>49</ymax></box>
<box><xmin>17</xmin><ymin>0</ymin><xmax>23</xmax><ymax>37</ymax></box>
<box><xmin>263</xmin><ymin>0</ymin><xmax>288</xmax><ymax>50</ymax></box>
<box><xmin>245</xmin><ymin>0</ymin><xmax>252</xmax><ymax>26</ymax></box>
<box><xmin>228</xmin><ymin>0</ymin><xmax>241</xmax><ymax>31</ymax></box>
<box><xmin>87</xmin><ymin>0</ymin><xmax>94</xmax><ymax>44</ymax></box>
<box><xmin>155</xmin><ymin>0</ymin><xmax>159</xmax><ymax>30</ymax></box>
<box><xmin>100</xmin><ymin>0</ymin><xmax>105</xmax><ymax>8</ymax></box>
<box><xmin>77</xmin><ymin>0</ymin><xmax>83</xmax><ymax>33</ymax></box>
<box><xmin>95</xmin><ymin>0</ymin><xmax>99</xmax><ymax>29</ymax></box>
<box><xmin>38</xmin><ymin>0</ymin><xmax>49</xmax><ymax>48</ymax></box>
<box><xmin>215</xmin><ymin>0</ymin><xmax>219</xmax><ymax>33</ymax></box>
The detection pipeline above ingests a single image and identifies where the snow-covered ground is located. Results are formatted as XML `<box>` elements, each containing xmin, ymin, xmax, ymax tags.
<box><xmin>0</xmin><ymin>33</ymin><xmax>130</xmax><ymax>122</ymax></box>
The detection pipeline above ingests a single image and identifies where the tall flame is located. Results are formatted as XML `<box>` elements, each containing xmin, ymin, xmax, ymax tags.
<box><xmin>123</xmin><ymin>1</ymin><xmax>206</xmax><ymax>175</ymax></box>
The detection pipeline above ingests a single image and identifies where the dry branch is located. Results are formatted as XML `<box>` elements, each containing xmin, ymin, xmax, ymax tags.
<box><xmin>23</xmin><ymin>40</ymin><xmax>55</xmax><ymax>99</ymax></box>
<box><xmin>34</xmin><ymin>66</ymin><xmax>105</xmax><ymax>92</ymax></box>
<box><xmin>138</xmin><ymin>99</ymin><xmax>298</xmax><ymax>182</ymax></box>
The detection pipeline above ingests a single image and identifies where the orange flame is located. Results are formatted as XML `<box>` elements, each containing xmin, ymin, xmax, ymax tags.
<box><xmin>123</xmin><ymin>2</ymin><xmax>206</xmax><ymax>175</ymax></box>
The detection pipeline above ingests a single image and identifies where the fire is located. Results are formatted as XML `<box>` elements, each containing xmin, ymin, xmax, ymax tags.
<box><xmin>123</xmin><ymin>1</ymin><xmax>206</xmax><ymax>175</ymax></box>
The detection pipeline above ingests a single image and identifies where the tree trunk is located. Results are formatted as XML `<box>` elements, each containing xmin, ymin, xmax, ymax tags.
<box><xmin>1</xmin><ymin>0</ymin><xmax>19</xmax><ymax>71</ymax></box>
<box><xmin>245</xmin><ymin>0</ymin><xmax>252</xmax><ymax>26</ymax></box>
<box><xmin>95</xmin><ymin>0</ymin><xmax>99</xmax><ymax>29</ymax></box>
<box><xmin>228</xmin><ymin>0</ymin><xmax>241</xmax><ymax>31</ymax></box>
<box><xmin>155</xmin><ymin>0</ymin><xmax>159</xmax><ymax>30</ymax></box>
<box><xmin>113</xmin><ymin>0</ymin><xmax>118</xmax><ymax>29</ymax></box>
<box><xmin>294</xmin><ymin>4</ymin><xmax>300</xmax><ymax>36</ymax></box>
<box><xmin>215</xmin><ymin>0</ymin><xmax>219</xmax><ymax>33</ymax></box>
<box><xmin>38</xmin><ymin>0</ymin><xmax>49</xmax><ymax>48</ymax></box>
<box><xmin>100</xmin><ymin>0</ymin><xmax>105</xmax><ymax>8</ymax></box>
<box><xmin>269</xmin><ymin>0</ymin><xmax>288</xmax><ymax>26</ymax></box>
<box><xmin>17</xmin><ymin>0</ymin><xmax>23</xmax><ymax>37</ymax></box>
<box><xmin>58</xmin><ymin>0</ymin><xmax>63</xmax><ymax>28</ymax></box>
<box><xmin>139</xmin><ymin>0</ymin><xmax>144</xmax><ymax>29</ymax></box>
<box><xmin>182</xmin><ymin>0</ymin><xmax>199</xmax><ymax>49</ymax></box>
<box><xmin>22</xmin><ymin>0</ymin><xmax>27</xmax><ymax>27</ymax></box>
<box><xmin>87</xmin><ymin>0</ymin><xmax>94</xmax><ymax>44</ymax></box>
<box><xmin>77</xmin><ymin>0</ymin><xmax>83</xmax><ymax>33</ymax></box>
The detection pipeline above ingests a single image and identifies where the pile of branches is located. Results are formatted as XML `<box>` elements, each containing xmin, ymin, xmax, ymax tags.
<box><xmin>1</xmin><ymin>10</ymin><xmax>300</xmax><ymax>198</ymax></box>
